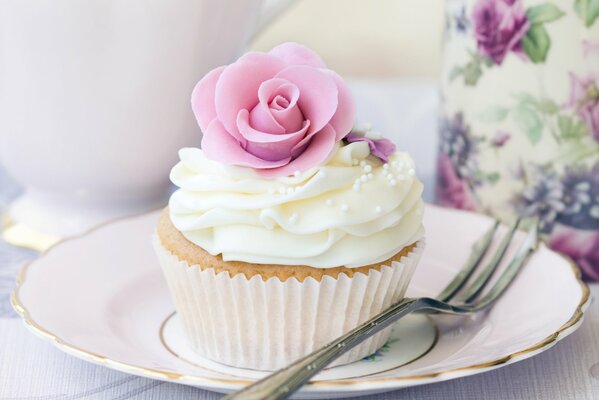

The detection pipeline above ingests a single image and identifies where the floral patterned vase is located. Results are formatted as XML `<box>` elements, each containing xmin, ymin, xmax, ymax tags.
<box><xmin>438</xmin><ymin>0</ymin><xmax>599</xmax><ymax>280</ymax></box>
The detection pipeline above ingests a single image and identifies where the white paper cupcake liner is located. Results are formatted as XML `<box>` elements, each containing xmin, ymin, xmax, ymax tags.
<box><xmin>153</xmin><ymin>235</ymin><xmax>424</xmax><ymax>371</ymax></box>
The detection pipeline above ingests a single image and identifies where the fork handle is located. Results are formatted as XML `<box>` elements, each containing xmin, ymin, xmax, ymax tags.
<box><xmin>223</xmin><ymin>298</ymin><xmax>423</xmax><ymax>400</ymax></box>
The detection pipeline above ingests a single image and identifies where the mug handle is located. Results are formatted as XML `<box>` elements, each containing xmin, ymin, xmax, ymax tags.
<box><xmin>254</xmin><ymin>0</ymin><xmax>297</xmax><ymax>38</ymax></box>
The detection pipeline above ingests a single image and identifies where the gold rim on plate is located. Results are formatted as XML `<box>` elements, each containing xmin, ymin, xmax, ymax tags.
<box><xmin>9</xmin><ymin>211</ymin><xmax>592</xmax><ymax>389</ymax></box>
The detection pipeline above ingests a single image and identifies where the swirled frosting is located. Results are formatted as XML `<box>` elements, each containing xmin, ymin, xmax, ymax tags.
<box><xmin>168</xmin><ymin>142</ymin><xmax>424</xmax><ymax>268</ymax></box>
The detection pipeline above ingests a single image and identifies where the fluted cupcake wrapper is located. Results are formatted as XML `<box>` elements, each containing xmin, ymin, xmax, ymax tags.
<box><xmin>153</xmin><ymin>235</ymin><xmax>424</xmax><ymax>371</ymax></box>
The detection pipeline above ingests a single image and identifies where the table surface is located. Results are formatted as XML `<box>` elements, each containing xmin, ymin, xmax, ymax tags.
<box><xmin>1</xmin><ymin>81</ymin><xmax>598</xmax><ymax>400</ymax></box>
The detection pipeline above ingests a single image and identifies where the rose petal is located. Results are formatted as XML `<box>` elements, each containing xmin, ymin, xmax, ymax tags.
<box><xmin>275</xmin><ymin>65</ymin><xmax>339</xmax><ymax>135</ymax></box>
<box><xmin>271</xmin><ymin>101</ymin><xmax>304</xmax><ymax>133</ymax></box>
<box><xmin>344</xmin><ymin>133</ymin><xmax>396</xmax><ymax>163</ymax></box>
<box><xmin>269</xmin><ymin>42</ymin><xmax>327</xmax><ymax>68</ymax></box>
<box><xmin>215</xmin><ymin>52</ymin><xmax>286</xmax><ymax>139</ymax></box>
<box><xmin>249</xmin><ymin>102</ymin><xmax>286</xmax><ymax>134</ymax></box>
<box><xmin>324</xmin><ymin>70</ymin><xmax>356</xmax><ymax>140</ymax></box>
<box><xmin>238</xmin><ymin>109</ymin><xmax>309</xmax><ymax>161</ymax></box>
<box><xmin>201</xmin><ymin>119</ymin><xmax>290</xmax><ymax>169</ymax></box>
<box><xmin>258</xmin><ymin>78</ymin><xmax>304</xmax><ymax>132</ymax></box>
<box><xmin>258</xmin><ymin>124</ymin><xmax>337</xmax><ymax>178</ymax></box>
<box><xmin>248</xmin><ymin>78</ymin><xmax>304</xmax><ymax>133</ymax></box>
<box><xmin>271</xmin><ymin>95</ymin><xmax>289</xmax><ymax>110</ymax></box>
<box><xmin>289</xmin><ymin>123</ymin><xmax>333</xmax><ymax>159</ymax></box>
<box><xmin>370</xmin><ymin>138</ymin><xmax>396</xmax><ymax>162</ymax></box>
<box><xmin>238</xmin><ymin>109</ymin><xmax>309</xmax><ymax>143</ymax></box>
<box><xmin>191</xmin><ymin>66</ymin><xmax>226</xmax><ymax>133</ymax></box>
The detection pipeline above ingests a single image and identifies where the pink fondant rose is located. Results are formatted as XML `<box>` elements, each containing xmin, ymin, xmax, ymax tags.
<box><xmin>192</xmin><ymin>42</ymin><xmax>355</xmax><ymax>177</ymax></box>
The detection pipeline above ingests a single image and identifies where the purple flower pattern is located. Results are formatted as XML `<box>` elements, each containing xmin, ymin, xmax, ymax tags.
<box><xmin>550</xmin><ymin>225</ymin><xmax>599</xmax><ymax>281</ymax></box>
<box><xmin>513</xmin><ymin>165</ymin><xmax>564</xmax><ymax>233</ymax></box>
<box><xmin>567</xmin><ymin>73</ymin><xmax>599</xmax><ymax>141</ymax></box>
<box><xmin>492</xmin><ymin>131</ymin><xmax>511</xmax><ymax>147</ymax></box>
<box><xmin>436</xmin><ymin>113</ymin><xmax>484</xmax><ymax>211</ymax></box>
<box><xmin>441</xmin><ymin>1</ymin><xmax>599</xmax><ymax>281</ymax></box>
<box><xmin>473</xmin><ymin>0</ymin><xmax>530</xmax><ymax>64</ymax></box>
<box><xmin>437</xmin><ymin>153</ymin><xmax>477</xmax><ymax>211</ymax></box>
<box><xmin>439</xmin><ymin>112</ymin><xmax>481</xmax><ymax>184</ymax></box>
<box><xmin>556</xmin><ymin>163</ymin><xmax>599</xmax><ymax>230</ymax></box>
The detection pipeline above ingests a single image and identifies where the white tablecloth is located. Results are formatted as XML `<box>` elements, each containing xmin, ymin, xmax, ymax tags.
<box><xmin>1</xmin><ymin>81</ymin><xmax>598</xmax><ymax>399</ymax></box>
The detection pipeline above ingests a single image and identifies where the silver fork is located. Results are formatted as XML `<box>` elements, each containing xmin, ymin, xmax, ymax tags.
<box><xmin>224</xmin><ymin>218</ymin><xmax>539</xmax><ymax>400</ymax></box>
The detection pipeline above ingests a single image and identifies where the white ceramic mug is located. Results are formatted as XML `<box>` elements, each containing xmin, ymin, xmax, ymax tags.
<box><xmin>0</xmin><ymin>0</ymin><xmax>294</xmax><ymax>241</ymax></box>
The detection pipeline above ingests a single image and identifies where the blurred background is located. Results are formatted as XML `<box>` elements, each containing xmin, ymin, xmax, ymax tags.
<box><xmin>251</xmin><ymin>0</ymin><xmax>444</xmax><ymax>79</ymax></box>
<box><xmin>0</xmin><ymin>0</ymin><xmax>445</xmax><ymax>247</ymax></box>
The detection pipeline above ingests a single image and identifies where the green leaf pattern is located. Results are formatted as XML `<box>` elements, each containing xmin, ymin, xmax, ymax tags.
<box><xmin>512</xmin><ymin>106</ymin><xmax>543</xmax><ymax>144</ymax></box>
<box><xmin>558</xmin><ymin>115</ymin><xmax>589</xmax><ymax>139</ymax></box>
<box><xmin>479</xmin><ymin>92</ymin><xmax>593</xmax><ymax>148</ymax></box>
<box><xmin>450</xmin><ymin>2</ymin><xmax>565</xmax><ymax>84</ymax></box>
<box><xmin>526</xmin><ymin>3</ymin><xmax>566</xmax><ymax>24</ymax></box>
<box><xmin>522</xmin><ymin>24</ymin><xmax>551</xmax><ymax>63</ymax></box>
<box><xmin>574</xmin><ymin>0</ymin><xmax>599</xmax><ymax>27</ymax></box>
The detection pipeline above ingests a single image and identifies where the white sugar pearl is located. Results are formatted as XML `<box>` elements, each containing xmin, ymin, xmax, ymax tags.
<box><xmin>383</xmin><ymin>163</ymin><xmax>389</xmax><ymax>170</ymax></box>
<box><xmin>294</xmin><ymin>170</ymin><xmax>301</xmax><ymax>178</ymax></box>
<box><xmin>359</xmin><ymin>160</ymin><xmax>366</xmax><ymax>167</ymax></box>
<box><xmin>375</xmin><ymin>206</ymin><xmax>382</xmax><ymax>213</ymax></box>
<box><xmin>353</xmin><ymin>183</ymin><xmax>361</xmax><ymax>192</ymax></box>
<box><xmin>367</xmin><ymin>173</ymin><xmax>374</xmax><ymax>180</ymax></box>
<box><xmin>326</xmin><ymin>199</ymin><xmax>334</xmax><ymax>206</ymax></box>
<box><xmin>364</xmin><ymin>165</ymin><xmax>372</xmax><ymax>173</ymax></box>
<box><xmin>341</xmin><ymin>204</ymin><xmax>349</xmax><ymax>212</ymax></box>
<box><xmin>390</xmin><ymin>179</ymin><xmax>397</xmax><ymax>186</ymax></box>
<box><xmin>408</xmin><ymin>168</ymin><xmax>416</xmax><ymax>176</ymax></box>
<box><xmin>360</xmin><ymin>174</ymin><xmax>368</xmax><ymax>182</ymax></box>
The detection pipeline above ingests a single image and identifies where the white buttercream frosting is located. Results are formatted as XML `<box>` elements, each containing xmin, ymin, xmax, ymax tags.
<box><xmin>168</xmin><ymin>142</ymin><xmax>424</xmax><ymax>268</ymax></box>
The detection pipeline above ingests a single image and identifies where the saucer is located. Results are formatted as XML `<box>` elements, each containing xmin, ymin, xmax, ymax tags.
<box><xmin>12</xmin><ymin>205</ymin><xmax>590</xmax><ymax>399</ymax></box>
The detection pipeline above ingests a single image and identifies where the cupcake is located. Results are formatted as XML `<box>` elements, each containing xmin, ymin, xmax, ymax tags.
<box><xmin>153</xmin><ymin>42</ymin><xmax>425</xmax><ymax>370</ymax></box>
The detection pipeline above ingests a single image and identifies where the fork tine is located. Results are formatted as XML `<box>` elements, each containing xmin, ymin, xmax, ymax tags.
<box><xmin>472</xmin><ymin>221</ymin><xmax>538</xmax><ymax>310</ymax></box>
<box><xmin>436</xmin><ymin>220</ymin><xmax>499</xmax><ymax>302</ymax></box>
<box><xmin>223</xmin><ymin>221</ymin><xmax>539</xmax><ymax>400</ymax></box>
<box><xmin>456</xmin><ymin>218</ymin><xmax>522</xmax><ymax>304</ymax></box>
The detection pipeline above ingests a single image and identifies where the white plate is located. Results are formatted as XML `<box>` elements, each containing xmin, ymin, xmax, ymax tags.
<box><xmin>12</xmin><ymin>205</ymin><xmax>590</xmax><ymax>399</ymax></box>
